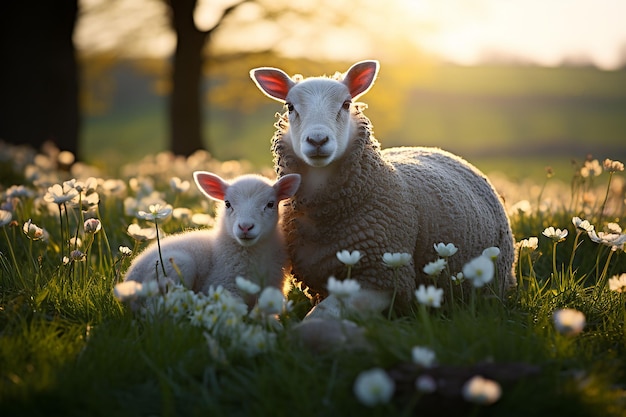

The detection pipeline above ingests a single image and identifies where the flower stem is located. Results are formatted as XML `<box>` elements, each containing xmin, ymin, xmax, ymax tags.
<box><xmin>154</xmin><ymin>218</ymin><xmax>167</xmax><ymax>278</ymax></box>
<box><xmin>597</xmin><ymin>171</ymin><xmax>613</xmax><ymax>226</ymax></box>
<box><xmin>387</xmin><ymin>270</ymin><xmax>398</xmax><ymax>320</ymax></box>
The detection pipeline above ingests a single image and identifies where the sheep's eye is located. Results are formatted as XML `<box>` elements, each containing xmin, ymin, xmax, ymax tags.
<box><xmin>342</xmin><ymin>99</ymin><xmax>352</xmax><ymax>110</ymax></box>
<box><xmin>286</xmin><ymin>102</ymin><xmax>294</xmax><ymax>113</ymax></box>
<box><xmin>224</xmin><ymin>201</ymin><xmax>231</xmax><ymax>209</ymax></box>
<box><xmin>266</xmin><ymin>201</ymin><xmax>275</xmax><ymax>209</ymax></box>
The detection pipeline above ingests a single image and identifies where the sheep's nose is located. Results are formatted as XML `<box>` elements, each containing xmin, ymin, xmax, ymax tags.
<box><xmin>238</xmin><ymin>223</ymin><xmax>254</xmax><ymax>233</ymax></box>
<box><xmin>306</xmin><ymin>134</ymin><xmax>329</xmax><ymax>147</ymax></box>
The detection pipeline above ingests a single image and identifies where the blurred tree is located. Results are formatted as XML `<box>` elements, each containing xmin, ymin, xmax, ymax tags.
<box><xmin>165</xmin><ymin>0</ymin><xmax>249</xmax><ymax>156</ymax></box>
<box><xmin>0</xmin><ymin>0</ymin><xmax>80</xmax><ymax>157</ymax></box>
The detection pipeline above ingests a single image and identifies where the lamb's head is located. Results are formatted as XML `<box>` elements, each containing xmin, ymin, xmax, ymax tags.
<box><xmin>251</xmin><ymin>60</ymin><xmax>379</xmax><ymax>168</ymax></box>
<box><xmin>193</xmin><ymin>172</ymin><xmax>301</xmax><ymax>246</ymax></box>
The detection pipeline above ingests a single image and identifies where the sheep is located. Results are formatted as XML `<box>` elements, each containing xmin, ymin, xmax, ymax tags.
<box><xmin>250</xmin><ymin>60</ymin><xmax>516</xmax><ymax>318</ymax></box>
<box><xmin>123</xmin><ymin>171</ymin><xmax>301</xmax><ymax>307</ymax></box>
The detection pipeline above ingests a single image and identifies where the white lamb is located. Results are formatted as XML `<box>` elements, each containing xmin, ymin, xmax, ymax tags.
<box><xmin>123</xmin><ymin>171</ymin><xmax>301</xmax><ymax>306</ymax></box>
<box><xmin>250</xmin><ymin>60</ymin><xmax>516</xmax><ymax>318</ymax></box>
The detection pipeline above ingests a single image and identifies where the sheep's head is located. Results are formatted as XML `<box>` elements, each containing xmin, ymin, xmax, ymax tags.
<box><xmin>251</xmin><ymin>60</ymin><xmax>379</xmax><ymax>168</ymax></box>
<box><xmin>193</xmin><ymin>172</ymin><xmax>301</xmax><ymax>246</ymax></box>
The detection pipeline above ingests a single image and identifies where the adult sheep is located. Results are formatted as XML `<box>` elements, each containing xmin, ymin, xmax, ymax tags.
<box><xmin>123</xmin><ymin>171</ymin><xmax>301</xmax><ymax>307</ymax></box>
<box><xmin>250</xmin><ymin>60</ymin><xmax>516</xmax><ymax>317</ymax></box>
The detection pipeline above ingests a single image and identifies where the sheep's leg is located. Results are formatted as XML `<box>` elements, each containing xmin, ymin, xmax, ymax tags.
<box><xmin>304</xmin><ymin>289</ymin><xmax>392</xmax><ymax>320</ymax></box>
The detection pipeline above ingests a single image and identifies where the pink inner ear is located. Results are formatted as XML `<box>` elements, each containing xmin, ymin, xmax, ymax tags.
<box><xmin>344</xmin><ymin>61</ymin><xmax>378</xmax><ymax>99</ymax></box>
<box><xmin>252</xmin><ymin>69</ymin><xmax>293</xmax><ymax>101</ymax></box>
<box><xmin>275</xmin><ymin>174</ymin><xmax>301</xmax><ymax>201</ymax></box>
<box><xmin>194</xmin><ymin>173</ymin><xmax>227</xmax><ymax>201</ymax></box>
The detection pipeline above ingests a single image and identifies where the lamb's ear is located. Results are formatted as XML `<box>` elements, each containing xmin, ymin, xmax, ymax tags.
<box><xmin>193</xmin><ymin>171</ymin><xmax>229</xmax><ymax>201</ymax></box>
<box><xmin>343</xmin><ymin>60</ymin><xmax>379</xmax><ymax>100</ymax></box>
<box><xmin>274</xmin><ymin>174</ymin><xmax>301</xmax><ymax>201</ymax></box>
<box><xmin>250</xmin><ymin>67</ymin><xmax>295</xmax><ymax>102</ymax></box>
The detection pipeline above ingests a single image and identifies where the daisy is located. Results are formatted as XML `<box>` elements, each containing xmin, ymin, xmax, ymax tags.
<box><xmin>462</xmin><ymin>376</ymin><xmax>501</xmax><ymax>405</ymax></box>
<box><xmin>353</xmin><ymin>368</ymin><xmax>395</xmax><ymax>407</ymax></box>
<box><xmin>433</xmin><ymin>242</ymin><xmax>458</xmax><ymax>257</ymax></box>
<box><xmin>327</xmin><ymin>276</ymin><xmax>361</xmax><ymax>299</ymax></box>
<box><xmin>336</xmin><ymin>250</ymin><xmax>363</xmax><ymax>266</ymax></box>
<box><xmin>382</xmin><ymin>252</ymin><xmax>411</xmax><ymax>268</ymax></box>
<box><xmin>415</xmin><ymin>285</ymin><xmax>444</xmax><ymax>308</ymax></box>
<box><xmin>553</xmin><ymin>308</ymin><xmax>586</xmax><ymax>336</ymax></box>
<box><xmin>542</xmin><ymin>226</ymin><xmax>568</xmax><ymax>242</ymax></box>
<box><xmin>462</xmin><ymin>256</ymin><xmax>494</xmax><ymax>288</ymax></box>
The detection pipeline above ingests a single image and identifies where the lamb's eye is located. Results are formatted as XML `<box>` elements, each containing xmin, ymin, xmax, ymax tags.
<box><xmin>286</xmin><ymin>102</ymin><xmax>294</xmax><ymax>113</ymax></box>
<box><xmin>266</xmin><ymin>201</ymin><xmax>275</xmax><ymax>209</ymax></box>
<box><xmin>342</xmin><ymin>99</ymin><xmax>352</xmax><ymax>110</ymax></box>
<box><xmin>225</xmin><ymin>201</ymin><xmax>231</xmax><ymax>209</ymax></box>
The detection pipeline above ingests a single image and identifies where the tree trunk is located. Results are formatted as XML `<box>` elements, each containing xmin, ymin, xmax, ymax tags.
<box><xmin>0</xmin><ymin>0</ymin><xmax>80</xmax><ymax>157</ymax></box>
<box><xmin>168</xmin><ymin>0</ymin><xmax>208</xmax><ymax>156</ymax></box>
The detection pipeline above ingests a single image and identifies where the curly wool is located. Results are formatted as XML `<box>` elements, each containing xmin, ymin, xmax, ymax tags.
<box><xmin>272</xmin><ymin>109</ymin><xmax>516</xmax><ymax>311</ymax></box>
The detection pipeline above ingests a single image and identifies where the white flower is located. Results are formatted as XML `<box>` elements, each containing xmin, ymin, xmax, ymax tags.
<box><xmin>588</xmin><ymin>230</ymin><xmax>626</xmax><ymax>249</ymax></box>
<box><xmin>519</xmin><ymin>237</ymin><xmax>539</xmax><ymax>250</ymax></box>
<box><xmin>462</xmin><ymin>256</ymin><xmax>494</xmax><ymax>288</ymax></box>
<box><xmin>462</xmin><ymin>375</ymin><xmax>501</xmax><ymax>405</ymax></box>
<box><xmin>423</xmin><ymin>258</ymin><xmax>447</xmax><ymax>276</ymax></box>
<box><xmin>606</xmin><ymin>223</ymin><xmax>622</xmax><ymax>234</ymax></box>
<box><xmin>415</xmin><ymin>285</ymin><xmax>444</xmax><ymax>308</ymax></box>
<box><xmin>353</xmin><ymin>368</ymin><xmax>395</xmax><ymax>407</ymax></box>
<box><xmin>603</xmin><ymin>158</ymin><xmax>624</xmax><ymax>172</ymax></box>
<box><xmin>451</xmin><ymin>272</ymin><xmax>464</xmax><ymax>282</ymax></box>
<box><xmin>336</xmin><ymin>250</ymin><xmax>363</xmax><ymax>266</ymax></box>
<box><xmin>415</xmin><ymin>375</ymin><xmax>437</xmax><ymax>393</ymax></box>
<box><xmin>572</xmin><ymin>217</ymin><xmax>594</xmax><ymax>233</ymax></box>
<box><xmin>69</xmin><ymin>250</ymin><xmax>86</xmax><ymax>262</ymax></box>
<box><xmin>43</xmin><ymin>183</ymin><xmax>79</xmax><ymax>204</ymax></box>
<box><xmin>119</xmin><ymin>246</ymin><xmax>133</xmax><ymax>257</ymax></box>
<box><xmin>113</xmin><ymin>280</ymin><xmax>143</xmax><ymax>301</ymax></box>
<box><xmin>127</xmin><ymin>223</ymin><xmax>158</xmax><ymax>242</ymax></box>
<box><xmin>382</xmin><ymin>252</ymin><xmax>412</xmax><ymax>268</ymax></box>
<box><xmin>0</xmin><ymin>210</ymin><xmax>13</xmax><ymax>227</ymax></box>
<box><xmin>608</xmin><ymin>273</ymin><xmax>626</xmax><ymax>293</ymax></box>
<box><xmin>83</xmin><ymin>218</ymin><xmax>102</xmax><ymax>234</ymax></box>
<box><xmin>509</xmin><ymin>199</ymin><xmax>531</xmax><ymax>215</ymax></box>
<box><xmin>22</xmin><ymin>219</ymin><xmax>44</xmax><ymax>240</ymax></box>
<box><xmin>434</xmin><ymin>242</ymin><xmax>458</xmax><ymax>257</ymax></box>
<box><xmin>580</xmin><ymin>159</ymin><xmax>602</xmax><ymax>178</ymax></box>
<box><xmin>553</xmin><ymin>308</ymin><xmax>586</xmax><ymax>336</ymax></box>
<box><xmin>481</xmin><ymin>246</ymin><xmax>500</xmax><ymax>260</ymax></box>
<box><xmin>327</xmin><ymin>276</ymin><xmax>361</xmax><ymax>299</ymax></box>
<box><xmin>235</xmin><ymin>276</ymin><xmax>261</xmax><ymax>295</ymax></box>
<box><xmin>170</xmin><ymin>177</ymin><xmax>190</xmax><ymax>193</ymax></box>
<box><xmin>257</xmin><ymin>287</ymin><xmax>285</xmax><ymax>315</ymax></box>
<box><xmin>411</xmin><ymin>346</ymin><xmax>436</xmax><ymax>367</ymax></box>
<box><xmin>137</xmin><ymin>204</ymin><xmax>173</xmax><ymax>221</ymax></box>
<box><xmin>542</xmin><ymin>227</ymin><xmax>568</xmax><ymax>242</ymax></box>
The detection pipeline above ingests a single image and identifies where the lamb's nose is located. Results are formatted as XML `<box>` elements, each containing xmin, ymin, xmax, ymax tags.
<box><xmin>306</xmin><ymin>134</ymin><xmax>329</xmax><ymax>147</ymax></box>
<box><xmin>238</xmin><ymin>223</ymin><xmax>254</xmax><ymax>234</ymax></box>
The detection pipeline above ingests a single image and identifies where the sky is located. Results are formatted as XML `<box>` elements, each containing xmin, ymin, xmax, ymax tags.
<box><xmin>401</xmin><ymin>0</ymin><xmax>626</xmax><ymax>69</ymax></box>
<box><xmin>76</xmin><ymin>0</ymin><xmax>626</xmax><ymax>69</ymax></box>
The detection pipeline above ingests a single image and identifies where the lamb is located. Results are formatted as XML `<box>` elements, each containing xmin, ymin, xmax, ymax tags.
<box><xmin>123</xmin><ymin>171</ymin><xmax>301</xmax><ymax>306</ymax></box>
<box><xmin>250</xmin><ymin>60</ymin><xmax>516</xmax><ymax>318</ymax></box>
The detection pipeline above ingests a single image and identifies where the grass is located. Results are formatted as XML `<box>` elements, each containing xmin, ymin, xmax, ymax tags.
<box><xmin>0</xmin><ymin>143</ymin><xmax>625</xmax><ymax>416</ymax></box>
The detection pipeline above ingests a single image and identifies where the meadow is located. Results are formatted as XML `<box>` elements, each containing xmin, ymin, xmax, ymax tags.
<box><xmin>0</xmin><ymin>137</ymin><xmax>625</xmax><ymax>416</ymax></box>
<box><xmin>80</xmin><ymin>62</ymin><xmax>626</xmax><ymax>182</ymax></box>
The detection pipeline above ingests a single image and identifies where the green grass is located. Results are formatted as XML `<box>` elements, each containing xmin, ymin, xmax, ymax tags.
<box><xmin>1</xmin><ymin>144</ymin><xmax>625</xmax><ymax>416</ymax></box>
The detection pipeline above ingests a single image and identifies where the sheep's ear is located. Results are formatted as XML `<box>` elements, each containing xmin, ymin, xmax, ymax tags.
<box><xmin>343</xmin><ymin>60</ymin><xmax>379</xmax><ymax>100</ymax></box>
<box><xmin>250</xmin><ymin>67</ymin><xmax>295</xmax><ymax>102</ymax></box>
<box><xmin>274</xmin><ymin>174</ymin><xmax>301</xmax><ymax>201</ymax></box>
<box><xmin>193</xmin><ymin>171</ymin><xmax>228</xmax><ymax>201</ymax></box>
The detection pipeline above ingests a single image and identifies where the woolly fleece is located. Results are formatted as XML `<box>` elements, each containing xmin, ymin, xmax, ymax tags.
<box><xmin>272</xmin><ymin>110</ymin><xmax>516</xmax><ymax>311</ymax></box>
